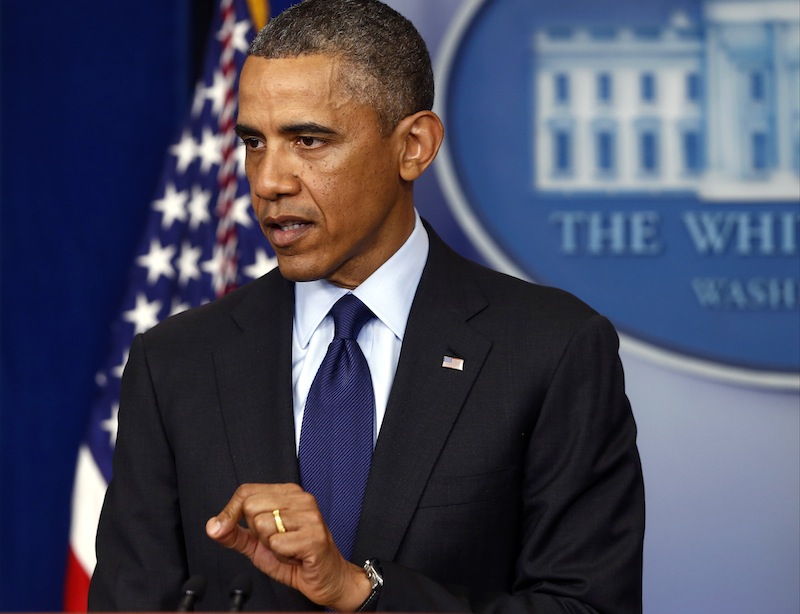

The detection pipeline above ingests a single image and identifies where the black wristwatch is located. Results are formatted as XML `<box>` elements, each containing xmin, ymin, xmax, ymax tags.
<box><xmin>356</xmin><ymin>559</ymin><xmax>383</xmax><ymax>612</ymax></box>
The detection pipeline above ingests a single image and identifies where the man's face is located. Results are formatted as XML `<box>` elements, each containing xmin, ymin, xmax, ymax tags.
<box><xmin>237</xmin><ymin>54</ymin><xmax>415</xmax><ymax>289</ymax></box>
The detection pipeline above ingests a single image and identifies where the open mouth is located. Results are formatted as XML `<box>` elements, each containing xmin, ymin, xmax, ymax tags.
<box><xmin>275</xmin><ymin>222</ymin><xmax>307</xmax><ymax>232</ymax></box>
<box><xmin>266</xmin><ymin>220</ymin><xmax>313</xmax><ymax>248</ymax></box>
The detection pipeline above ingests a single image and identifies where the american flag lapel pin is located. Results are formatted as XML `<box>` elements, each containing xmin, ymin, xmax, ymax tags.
<box><xmin>441</xmin><ymin>355</ymin><xmax>465</xmax><ymax>371</ymax></box>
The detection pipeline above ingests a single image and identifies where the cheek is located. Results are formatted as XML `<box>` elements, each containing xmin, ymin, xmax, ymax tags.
<box><xmin>322</xmin><ymin>156</ymin><xmax>385</xmax><ymax>202</ymax></box>
<box><xmin>249</xmin><ymin>188</ymin><xmax>259</xmax><ymax>211</ymax></box>
<box><xmin>303</xmin><ymin>169</ymin><xmax>350</xmax><ymax>214</ymax></box>
<box><xmin>249</xmin><ymin>189</ymin><xmax>267</xmax><ymax>222</ymax></box>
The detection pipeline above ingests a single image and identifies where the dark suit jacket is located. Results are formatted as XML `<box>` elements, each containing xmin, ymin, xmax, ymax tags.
<box><xmin>89</xmin><ymin>225</ymin><xmax>644</xmax><ymax>612</ymax></box>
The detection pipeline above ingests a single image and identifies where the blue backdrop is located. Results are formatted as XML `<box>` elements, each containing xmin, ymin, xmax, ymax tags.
<box><xmin>0</xmin><ymin>1</ymin><xmax>213</xmax><ymax>608</ymax></box>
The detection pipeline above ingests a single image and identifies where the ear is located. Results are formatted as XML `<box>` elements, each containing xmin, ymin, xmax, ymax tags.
<box><xmin>396</xmin><ymin>110</ymin><xmax>444</xmax><ymax>182</ymax></box>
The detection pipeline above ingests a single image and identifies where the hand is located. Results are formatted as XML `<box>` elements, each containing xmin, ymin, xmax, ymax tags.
<box><xmin>206</xmin><ymin>483</ymin><xmax>371</xmax><ymax>611</ymax></box>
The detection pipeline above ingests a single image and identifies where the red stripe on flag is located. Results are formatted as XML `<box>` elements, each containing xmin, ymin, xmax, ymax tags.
<box><xmin>64</xmin><ymin>547</ymin><xmax>91</xmax><ymax>612</ymax></box>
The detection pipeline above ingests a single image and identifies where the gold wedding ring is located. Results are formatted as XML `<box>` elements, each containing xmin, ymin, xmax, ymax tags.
<box><xmin>272</xmin><ymin>509</ymin><xmax>286</xmax><ymax>534</ymax></box>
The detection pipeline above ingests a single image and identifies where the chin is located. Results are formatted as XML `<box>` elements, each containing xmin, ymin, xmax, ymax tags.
<box><xmin>274</xmin><ymin>258</ymin><xmax>325</xmax><ymax>283</ymax></box>
<box><xmin>275</xmin><ymin>268</ymin><xmax>319</xmax><ymax>283</ymax></box>
<box><xmin>275</xmin><ymin>255</ymin><xmax>355</xmax><ymax>288</ymax></box>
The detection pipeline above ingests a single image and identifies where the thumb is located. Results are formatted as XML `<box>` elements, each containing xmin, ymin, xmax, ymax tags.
<box><xmin>205</xmin><ymin>515</ymin><xmax>227</xmax><ymax>539</ymax></box>
<box><xmin>206</xmin><ymin>514</ymin><xmax>258</xmax><ymax>557</ymax></box>
<box><xmin>206</xmin><ymin>485</ymin><xmax>247</xmax><ymax>542</ymax></box>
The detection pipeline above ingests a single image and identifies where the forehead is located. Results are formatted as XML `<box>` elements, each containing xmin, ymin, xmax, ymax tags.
<box><xmin>238</xmin><ymin>54</ymin><xmax>375</xmax><ymax>126</ymax></box>
<box><xmin>240</xmin><ymin>54</ymin><xmax>339</xmax><ymax>95</ymax></box>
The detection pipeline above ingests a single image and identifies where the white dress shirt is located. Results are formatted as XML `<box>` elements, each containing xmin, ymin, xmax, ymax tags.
<box><xmin>291</xmin><ymin>212</ymin><xmax>429</xmax><ymax>452</ymax></box>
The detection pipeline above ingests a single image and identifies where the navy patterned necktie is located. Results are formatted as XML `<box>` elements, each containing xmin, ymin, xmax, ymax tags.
<box><xmin>298</xmin><ymin>293</ymin><xmax>375</xmax><ymax>561</ymax></box>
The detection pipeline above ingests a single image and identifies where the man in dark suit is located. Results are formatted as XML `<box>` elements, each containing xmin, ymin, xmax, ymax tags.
<box><xmin>89</xmin><ymin>0</ymin><xmax>644</xmax><ymax>611</ymax></box>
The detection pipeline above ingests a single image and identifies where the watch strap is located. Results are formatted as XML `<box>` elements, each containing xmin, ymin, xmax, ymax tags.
<box><xmin>356</xmin><ymin>559</ymin><xmax>383</xmax><ymax>612</ymax></box>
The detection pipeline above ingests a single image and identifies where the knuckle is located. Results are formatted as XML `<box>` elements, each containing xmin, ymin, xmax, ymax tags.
<box><xmin>253</xmin><ymin>512</ymin><xmax>273</xmax><ymax>534</ymax></box>
<box><xmin>236</xmin><ymin>483</ymin><xmax>256</xmax><ymax>498</ymax></box>
<box><xmin>296</xmin><ymin>490</ymin><xmax>318</xmax><ymax>508</ymax></box>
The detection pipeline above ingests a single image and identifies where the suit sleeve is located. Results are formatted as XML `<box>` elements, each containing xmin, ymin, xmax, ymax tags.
<box><xmin>375</xmin><ymin>314</ymin><xmax>645</xmax><ymax>613</ymax></box>
<box><xmin>88</xmin><ymin>334</ymin><xmax>189</xmax><ymax>610</ymax></box>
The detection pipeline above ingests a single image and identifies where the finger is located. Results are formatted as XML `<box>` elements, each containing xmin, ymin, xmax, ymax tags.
<box><xmin>250</xmin><ymin>507</ymin><xmax>285</xmax><ymax>541</ymax></box>
<box><xmin>233</xmin><ymin>483</ymin><xmax>301</xmax><ymax>530</ymax></box>
<box><xmin>266</xmin><ymin>509</ymin><xmax>334</xmax><ymax>560</ymax></box>
<box><xmin>207</xmin><ymin>484</ymin><xmax>252</xmax><ymax>536</ymax></box>
<box><xmin>253</xmin><ymin>503</ymin><xmax>326</xmax><ymax>540</ymax></box>
<box><xmin>205</xmin><ymin>516</ymin><xmax>259</xmax><ymax>559</ymax></box>
<box><xmin>242</xmin><ymin>486</ymin><xmax>319</xmax><ymax>538</ymax></box>
<box><xmin>207</xmin><ymin>484</ymin><xmax>269</xmax><ymax>556</ymax></box>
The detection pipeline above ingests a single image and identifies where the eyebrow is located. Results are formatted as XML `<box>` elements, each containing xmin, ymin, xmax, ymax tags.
<box><xmin>280</xmin><ymin>122</ymin><xmax>338</xmax><ymax>136</ymax></box>
<box><xmin>235</xmin><ymin>123</ymin><xmax>261</xmax><ymax>138</ymax></box>
<box><xmin>234</xmin><ymin>122</ymin><xmax>339</xmax><ymax>138</ymax></box>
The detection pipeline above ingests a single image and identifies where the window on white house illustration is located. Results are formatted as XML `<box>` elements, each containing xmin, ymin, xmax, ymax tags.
<box><xmin>641</xmin><ymin>73</ymin><xmax>656</xmax><ymax>103</ymax></box>
<box><xmin>750</xmin><ymin>71</ymin><xmax>765</xmax><ymax>103</ymax></box>
<box><xmin>554</xmin><ymin>130</ymin><xmax>572</xmax><ymax>175</ymax></box>
<box><xmin>593</xmin><ymin>126</ymin><xmax>616</xmax><ymax>177</ymax></box>
<box><xmin>597</xmin><ymin>73</ymin><xmax>613</xmax><ymax>104</ymax></box>
<box><xmin>554</xmin><ymin>73</ymin><xmax>570</xmax><ymax>105</ymax></box>
<box><xmin>640</xmin><ymin>131</ymin><xmax>659</xmax><ymax>174</ymax></box>
<box><xmin>682</xmin><ymin>130</ymin><xmax>703</xmax><ymax>174</ymax></box>
<box><xmin>686</xmin><ymin>72</ymin><xmax>701</xmax><ymax>103</ymax></box>
<box><xmin>548</xmin><ymin>118</ymin><xmax>574</xmax><ymax>178</ymax></box>
<box><xmin>751</xmin><ymin>131</ymin><xmax>768</xmax><ymax>171</ymax></box>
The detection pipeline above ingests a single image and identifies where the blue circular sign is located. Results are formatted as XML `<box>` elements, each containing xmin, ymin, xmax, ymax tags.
<box><xmin>437</xmin><ymin>0</ymin><xmax>800</xmax><ymax>384</ymax></box>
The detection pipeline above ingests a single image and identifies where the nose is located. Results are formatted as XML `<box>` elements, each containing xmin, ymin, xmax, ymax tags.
<box><xmin>249</xmin><ymin>147</ymin><xmax>300</xmax><ymax>201</ymax></box>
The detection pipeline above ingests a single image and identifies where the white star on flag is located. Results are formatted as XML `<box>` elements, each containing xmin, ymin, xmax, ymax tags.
<box><xmin>204</xmin><ymin>69</ymin><xmax>229</xmax><ymax>117</ymax></box>
<box><xmin>169</xmin><ymin>131</ymin><xmax>198</xmax><ymax>173</ymax></box>
<box><xmin>197</xmin><ymin>127</ymin><xmax>222</xmax><ymax>173</ymax></box>
<box><xmin>231</xmin><ymin>193</ymin><xmax>255</xmax><ymax>227</ymax></box>
<box><xmin>244</xmin><ymin>248</ymin><xmax>278</xmax><ymax>279</ymax></box>
<box><xmin>187</xmin><ymin>185</ymin><xmax>212</xmax><ymax>229</ymax></box>
<box><xmin>123</xmin><ymin>293</ymin><xmax>163</xmax><ymax>335</ymax></box>
<box><xmin>100</xmin><ymin>405</ymin><xmax>119</xmax><ymax>448</ymax></box>
<box><xmin>111</xmin><ymin>348</ymin><xmax>129</xmax><ymax>380</ymax></box>
<box><xmin>170</xmin><ymin>298</ymin><xmax>193</xmax><ymax>317</ymax></box>
<box><xmin>221</xmin><ymin>19</ymin><xmax>252</xmax><ymax>54</ymax></box>
<box><xmin>153</xmin><ymin>183</ymin><xmax>189</xmax><ymax>229</ymax></box>
<box><xmin>136</xmin><ymin>239</ymin><xmax>177</xmax><ymax>285</ymax></box>
<box><xmin>176</xmin><ymin>241</ymin><xmax>203</xmax><ymax>286</ymax></box>
<box><xmin>201</xmin><ymin>243</ymin><xmax>229</xmax><ymax>291</ymax></box>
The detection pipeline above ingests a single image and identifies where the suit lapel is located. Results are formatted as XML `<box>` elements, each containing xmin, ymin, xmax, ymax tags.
<box><xmin>354</xmin><ymin>230</ymin><xmax>492</xmax><ymax>562</ymax></box>
<box><xmin>213</xmin><ymin>272</ymin><xmax>300</xmax><ymax>486</ymax></box>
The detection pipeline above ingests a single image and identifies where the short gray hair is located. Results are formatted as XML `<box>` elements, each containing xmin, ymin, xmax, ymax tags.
<box><xmin>249</xmin><ymin>0</ymin><xmax>434</xmax><ymax>134</ymax></box>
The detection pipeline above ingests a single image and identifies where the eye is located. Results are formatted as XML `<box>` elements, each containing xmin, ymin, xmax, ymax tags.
<box><xmin>297</xmin><ymin>136</ymin><xmax>325</xmax><ymax>149</ymax></box>
<box><xmin>240</xmin><ymin>136</ymin><xmax>264</xmax><ymax>150</ymax></box>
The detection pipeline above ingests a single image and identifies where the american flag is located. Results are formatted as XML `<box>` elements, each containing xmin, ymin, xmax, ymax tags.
<box><xmin>63</xmin><ymin>0</ymin><xmax>274</xmax><ymax>608</ymax></box>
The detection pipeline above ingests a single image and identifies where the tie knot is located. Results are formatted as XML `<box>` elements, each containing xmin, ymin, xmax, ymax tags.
<box><xmin>331</xmin><ymin>294</ymin><xmax>374</xmax><ymax>340</ymax></box>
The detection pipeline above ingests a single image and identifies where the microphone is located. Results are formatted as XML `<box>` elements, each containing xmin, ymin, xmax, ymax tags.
<box><xmin>177</xmin><ymin>575</ymin><xmax>207</xmax><ymax>612</ymax></box>
<box><xmin>228</xmin><ymin>573</ymin><xmax>253</xmax><ymax>612</ymax></box>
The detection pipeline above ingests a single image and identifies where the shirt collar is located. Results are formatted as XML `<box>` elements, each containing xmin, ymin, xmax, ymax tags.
<box><xmin>294</xmin><ymin>212</ymin><xmax>429</xmax><ymax>348</ymax></box>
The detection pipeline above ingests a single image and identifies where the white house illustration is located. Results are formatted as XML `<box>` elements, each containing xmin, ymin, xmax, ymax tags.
<box><xmin>533</xmin><ymin>0</ymin><xmax>800</xmax><ymax>201</ymax></box>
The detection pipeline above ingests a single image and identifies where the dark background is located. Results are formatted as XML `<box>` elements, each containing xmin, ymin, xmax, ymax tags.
<box><xmin>0</xmin><ymin>1</ymin><xmax>267</xmax><ymax>609</ymax></box>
